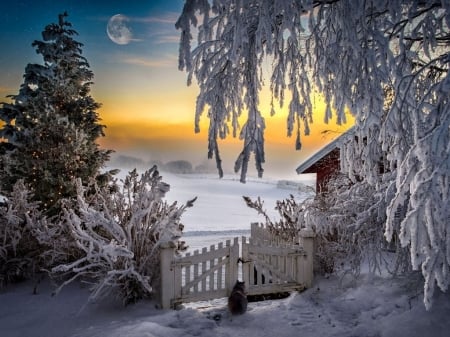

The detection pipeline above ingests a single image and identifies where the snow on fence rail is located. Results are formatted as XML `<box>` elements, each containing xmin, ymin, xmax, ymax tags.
<box><xmin>159</xmin><ymin>228</ymin><xmax>315</xmax><ymax>309</ymax></box>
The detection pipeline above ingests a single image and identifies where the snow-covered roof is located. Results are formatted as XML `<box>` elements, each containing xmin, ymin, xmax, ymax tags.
<box><xmin>296</xmin><ymin>127</ymin><xmax>354</xmax><ymax>174</ymax></box>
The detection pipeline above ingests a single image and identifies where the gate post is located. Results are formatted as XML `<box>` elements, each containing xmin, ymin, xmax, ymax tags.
<box><xmin>299</xmin><ymin>229</ymin><xmax>315</xmax><ymax>288</ymax></box>
<box><xmin>160</xmin><ymin>243</ymin><xmax>176</xmax><ymax>309</ymax></box>
<box><xmin>226</xmin><ymin>237</ymin><xmax>240</xmax><ymax>295</ymax></box>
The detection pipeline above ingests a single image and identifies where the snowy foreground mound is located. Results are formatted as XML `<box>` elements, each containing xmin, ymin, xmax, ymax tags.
<box><xmin>1</xmin><ymin>272</ymin><xmax>449</xmax><ymax>337</ymax></box>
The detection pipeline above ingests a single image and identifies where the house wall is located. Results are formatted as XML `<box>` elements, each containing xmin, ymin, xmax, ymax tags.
<box><xmin>312</xmin><ymin>148</ymin><xmax>340</xmax><ymax>193</ymax></box>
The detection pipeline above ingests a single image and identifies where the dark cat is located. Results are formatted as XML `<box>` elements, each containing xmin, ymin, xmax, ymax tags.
<box><xmin>228</xmin><ymin>280</ymin><xmax>248</xmax><ymax>315</ymax></box>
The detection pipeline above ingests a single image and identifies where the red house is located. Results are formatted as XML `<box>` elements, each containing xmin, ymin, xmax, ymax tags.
<box><xmin>296</xmin><ymin>128</ymin><xmax>354</xmax><ymax>193</ymax></box>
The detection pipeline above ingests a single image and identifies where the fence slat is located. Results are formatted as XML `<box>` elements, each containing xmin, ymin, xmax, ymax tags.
<box><xmin>218</xmin><ymin>242</ymin><xmax>223</xmax><ymax>290</ymax></box>
<box><xmin>210</xmin><ymin>245</ymin><xmax>215</xmax><ymax>291</ymax></box>
<box><xmin>256</xmin><ymin>253</ymin><xmax>263</xmax><ymax>286</ymax></box>
<box><xmin>174</xmin><ymin>256</ymin><xmax>182</xmax><ymax>301</ymax></box>
<box><xmin>193</xmin><ymin>250</ymin><xmax>199</xmax><ymax>293</ymax></box>
<box><xmin>185</xmin><ymin>252</ymin><xmax>191</xmax><ymax>292</ymax></box>
<box><xmin>201</xmin><ymin>247</ymin><xmax>207</xmax><ymax>291</ymax></box>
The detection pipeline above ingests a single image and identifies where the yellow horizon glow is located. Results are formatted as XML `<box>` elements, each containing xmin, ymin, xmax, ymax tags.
<box><xmin>98</xmin><ymin>84</ymin><xmax>355</xmax><ymax>169</ymax></box>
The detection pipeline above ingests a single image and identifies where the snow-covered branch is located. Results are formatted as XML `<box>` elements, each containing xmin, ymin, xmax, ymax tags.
<box><xmin>178</xmin><ymin>0</ymin><xmax>449</xmax><ymax>309</ymax></box>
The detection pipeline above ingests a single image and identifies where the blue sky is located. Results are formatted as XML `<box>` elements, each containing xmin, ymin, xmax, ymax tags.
<box><xmin>0</xmin><ymin>0</ymin><xmax>183</xmax><ymax>91</ymax></box>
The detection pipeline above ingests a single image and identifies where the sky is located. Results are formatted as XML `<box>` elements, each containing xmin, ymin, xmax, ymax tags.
<box><xmin>0</xmin><ymin>0</ymin><xmax>353</xmax><ymax>180</ymax></box>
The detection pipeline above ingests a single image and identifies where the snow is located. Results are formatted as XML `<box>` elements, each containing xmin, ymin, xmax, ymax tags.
<box><xmin>163</xmin><ymin>172</ymin><xmax>313</xmax><ymax>233</ymax></box>
<box><xmin>121</xmin><ymin>170</ymin><xmax>314</xmax><ymax>251</ymax></box>
<box><xmin>1</xmin><ymin>173</ymin><xmax>450</xmax><ymax>337</ymax></box>
<box><xmin>2</xmin><ymin>270</ymin><xmax>450</xmax><ymax>337</ymax></box>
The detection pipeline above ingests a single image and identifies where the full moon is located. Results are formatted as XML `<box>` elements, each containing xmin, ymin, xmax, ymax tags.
<box><xmin>107</xmin><ymin>14</ymin><xmax>132</xmax><ymax>45</ymax></box>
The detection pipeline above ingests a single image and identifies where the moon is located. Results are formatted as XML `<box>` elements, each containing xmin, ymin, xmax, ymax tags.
<box><xmin>107</xmin><ymin>14</ymin><xmax>132</xmax><ymax>45</ymax></box>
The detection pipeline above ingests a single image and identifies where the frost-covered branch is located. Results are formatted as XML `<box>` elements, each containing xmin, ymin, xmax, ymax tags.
<box><xmin>177</xmin><ymin>0</ymin><xmax>304</xmax><ymax>182</ymax></box>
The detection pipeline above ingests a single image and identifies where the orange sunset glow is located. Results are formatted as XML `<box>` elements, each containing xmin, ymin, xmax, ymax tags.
<box><xmin>95</xmin><ymin>64</ymin><xmax>354</xmax><ymax>179</ymax></box>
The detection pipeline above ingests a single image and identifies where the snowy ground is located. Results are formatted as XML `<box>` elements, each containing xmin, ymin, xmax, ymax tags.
<box><xmin>1</xmin><ymin>173</ymin><xmax>449</xmax><ymax>337</ymax></box>
<box><xmin>2</xmin><ymin>270</ymin><xmax>449</xmax><ymax>337</ymax></box>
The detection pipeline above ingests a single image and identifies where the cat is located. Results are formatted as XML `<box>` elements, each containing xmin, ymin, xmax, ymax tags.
<box><xmin>228</xmin><ymin>280</ymin><xmax>248</xmax><ymax>315</ymax></box>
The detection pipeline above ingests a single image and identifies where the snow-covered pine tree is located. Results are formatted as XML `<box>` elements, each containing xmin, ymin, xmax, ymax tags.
<box><xmin>0</xmin><ymin>12</ymin><xmax>112</xmax><ymax>215</ymax></box>
<box><xmin>177</xmin><ymin>0</ymin><xmax>450</xmax><ymax>309</ymax></box>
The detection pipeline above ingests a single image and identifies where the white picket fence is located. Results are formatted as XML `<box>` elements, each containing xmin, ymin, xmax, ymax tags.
<box><xmin>159</xmin><ymin>225</ymin><xmax>315</xmax><ymax>309</ymax></box>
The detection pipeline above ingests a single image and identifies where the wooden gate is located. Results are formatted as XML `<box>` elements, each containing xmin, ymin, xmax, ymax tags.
<box><xmin>242</xmin><ymin>237</ymin><xmax>308</xmax><ymax>296</ymax></box>
<box><xmin>159</xmin><ymin>228</ymin><xmax>315</xmax><ymax>309</ymax></box>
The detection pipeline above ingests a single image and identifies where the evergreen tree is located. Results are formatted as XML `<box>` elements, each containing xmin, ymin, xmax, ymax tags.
<box><xmin>0</xmin><ymin>12</ymin><xmax>112</xmax><ymax>214</ymax></box>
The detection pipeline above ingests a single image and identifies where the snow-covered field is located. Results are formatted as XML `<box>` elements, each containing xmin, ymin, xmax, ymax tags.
<box><xmin>1</xmin><ymin>173</ymin><xmax>449</xmax><ymax>337</ymax></box>
<box><xmin>124</xmin><ymin>170</ymin><xmax>314</xmax><ymax>252</ymax></box>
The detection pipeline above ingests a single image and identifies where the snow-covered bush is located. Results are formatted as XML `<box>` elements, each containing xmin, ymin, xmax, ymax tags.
<box><xmin>244</xmin><ymin>195</ymin><xmax>303</xmax><ymax>244</ymax></box>
<box><xmin>51</xmin><ymin>167</ymin><xmax>195</xmax><ymax>304</ymax></box>
<box><xmin>0</xmin><ymin>181</ymin><xmax>43</xmax><ymax>287</ymax></box>
<box><xmin>0</xmin><ymin>179</ymin><xmax>76</xmax><ymax>288</ymax></box>
<box><xmin>244</xmin><ymin>193</ymin><xmax>339</xmax><ymax>273</ymax></box>
<box><xmin>303</xmin><ymin>174</ymin><xmax>411</xmax><ymax>277</ymax></box>
<box><xmin>245</xmin><ymin>171</ymin><xmax>412</xmax><ymax>277</ymax></box>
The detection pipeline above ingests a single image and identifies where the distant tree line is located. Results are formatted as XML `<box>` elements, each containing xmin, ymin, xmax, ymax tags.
<box><xmin>110</xmin><ymin>154</ymin><xmax>221</xmax><ymax>174</ymax></box>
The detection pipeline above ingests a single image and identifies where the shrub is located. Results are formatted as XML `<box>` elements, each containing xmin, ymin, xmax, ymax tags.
<box><xmin>244</xmin><ymin>173</ymin><xmax>411</xmax><ymax>277</ymax></box>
